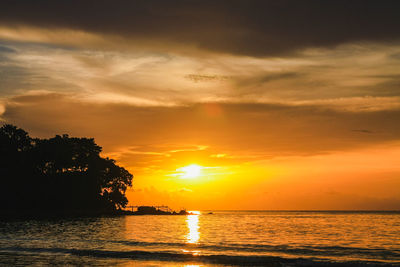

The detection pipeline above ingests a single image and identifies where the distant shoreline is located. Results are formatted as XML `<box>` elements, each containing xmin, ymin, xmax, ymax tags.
<box><xmin>201</xmin><ymin>210</ymin><xmax>400</xmax><ymax>213</ymax></box>
<box><xmin>1</xmin><ymin>208</ymin><xmax>192</xmax><ymax>220</ymax></box>
<box><xmin>2</xmin><ymin>209</ymin><xmax>399</xmax><ymax>220</ymax></box>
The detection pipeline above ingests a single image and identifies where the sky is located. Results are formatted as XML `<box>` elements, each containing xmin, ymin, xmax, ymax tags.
<box><xmin>1</xmin><ymin>0</ymin><xmax>400</xmax><ymax>210</ymax></box>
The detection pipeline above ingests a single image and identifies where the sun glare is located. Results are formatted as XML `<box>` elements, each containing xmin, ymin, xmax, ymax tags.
<box><xmin>186</xmin><ymin>212</ymin><xmax>200</xmax><ymax>243</ymax></box>
<box><xmin>177</xmin><ymin>164</ymin><xmax>202</xmax><ymax>179</ymax></box>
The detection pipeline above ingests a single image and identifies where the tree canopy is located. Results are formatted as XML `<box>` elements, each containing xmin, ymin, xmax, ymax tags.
<box><xmin>0</xmin><ymin>124</ymin><xmax>133</xmax><ymax>216</ymax></box>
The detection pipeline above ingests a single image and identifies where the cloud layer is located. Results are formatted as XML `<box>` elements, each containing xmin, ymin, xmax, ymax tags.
<box><xmin>1</xmin><ymin>0</ymin><xmax>400</xmax><ymax>56</ymax></box>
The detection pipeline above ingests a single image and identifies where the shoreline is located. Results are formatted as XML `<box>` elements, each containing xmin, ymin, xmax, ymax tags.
<box><xmin>0</xmin><ymin>209</ymin><xmax>192</xmax><ymax>220</ymax></box>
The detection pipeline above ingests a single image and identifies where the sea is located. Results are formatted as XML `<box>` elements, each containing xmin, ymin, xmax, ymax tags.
<box><xmin>0</xmin><ymin>211</ymin><xmax>399</xmax><ymax>266</ymax></box>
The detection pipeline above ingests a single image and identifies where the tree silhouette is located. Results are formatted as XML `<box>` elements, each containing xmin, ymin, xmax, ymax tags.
<box><xmin>0</xmin><ymin>124</ymin><xmax>133</xmax><ymax>216</ymax></box>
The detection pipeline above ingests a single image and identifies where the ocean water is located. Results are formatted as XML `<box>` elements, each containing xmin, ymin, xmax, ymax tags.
<box><xmin>0</xmin><ymin>211</ymin><xmax>399</xmax><ymax>266</ymax></box>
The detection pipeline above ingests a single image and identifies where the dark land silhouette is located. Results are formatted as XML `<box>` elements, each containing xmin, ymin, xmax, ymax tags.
<box><xmin>0</xmin><ymin>124</ymin><xmax>133</xmax><ymax>218</ymax></box>
<box><xmin>128</xmin><ymin>206</ymin><xmax>190</xmax><ymax>215</ymax></box>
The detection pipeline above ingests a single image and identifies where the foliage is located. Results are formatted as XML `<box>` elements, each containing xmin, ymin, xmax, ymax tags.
<box><xmin>0</xmin><ymin>124</ymin><xmax>133</xmax><ymax>214</ymax></box>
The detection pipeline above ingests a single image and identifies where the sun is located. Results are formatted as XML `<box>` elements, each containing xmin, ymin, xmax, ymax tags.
<box><xmin>177</xmin><ymin>164</ymin><xmax>202</xmax><ymax>179</ymax></box>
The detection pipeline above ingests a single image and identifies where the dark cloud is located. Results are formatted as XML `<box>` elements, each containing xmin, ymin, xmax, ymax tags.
<box><xmin>372</xmin><ymin>79</ymin><xmax>400</xmax><ymax>97</ymax></box>
<box><xmin>1</xmin><ymin>0</ymin><xmax>400</xmax><ymax>56</ymax></box>
<box><xmin>352</xmin><ymin>76</ymin><xmax>400</xmax><ymax>98</ymax></box>
<box><xmin>0</xmin><ymin>45</ymin><xmax>16</xmax><ymax>53</ymax></box>
<box><xmin>234</xmin><ymin>72</ymin><xmax>302</xmax><ymax>90</ymax></box>
<box><xmin>390</xmin><ymin>52</ymin><xmax>400</xmax><ymax>60</ymax></box>
<box><xmin>0</xmin><ymin>62</ymin><xmax>79</xmax><ymax>96</ymax></box>
<box><xmin>0</xmin><ymin>44</ymin><xmax>16</xmax><ymax>62</ymax></box>
<box><xmin>185</xmin><ymin>74</ymin><xmax>230</xmax><ymax>83</ymax></box>
<box><xmin>0</xmin><ymin>65</ymin><xmax>32</xmax><ymax>94</ymax></box>
<box><xmin>352</xmin><ymin>129</ymin><xmax>373</xmax><ymax>134</ymax></box>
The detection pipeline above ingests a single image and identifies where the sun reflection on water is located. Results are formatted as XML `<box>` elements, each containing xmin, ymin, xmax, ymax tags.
<box><xmin>186</xmin><ymin>211</ymin><xmax>200</xmax><ymax>244</ymax></box>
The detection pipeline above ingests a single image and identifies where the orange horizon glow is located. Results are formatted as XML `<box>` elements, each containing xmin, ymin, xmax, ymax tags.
<box><xmin>123</xmin><ymin>141</ymin><xmax>400</xmax><ymax>211</ymax></box>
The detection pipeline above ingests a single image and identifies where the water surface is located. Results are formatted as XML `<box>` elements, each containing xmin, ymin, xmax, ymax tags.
<box><xmin>1</xmin><ymin>211</ymin><xmax>399</xmax><ymax>266</ymax></box>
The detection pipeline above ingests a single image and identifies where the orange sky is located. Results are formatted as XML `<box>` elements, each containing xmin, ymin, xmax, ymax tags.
<box><xmin>1</xmin><ymin>1</ymin><xmax>400</xmax><ymax>210</ymax></box>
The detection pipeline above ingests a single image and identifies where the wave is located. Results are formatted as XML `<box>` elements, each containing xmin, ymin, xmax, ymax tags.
<box><xmin>0</xmin><ymin>246</ymin><xmax>399</xmax><ymax>266</ymax></box>
<box><xmin>1</xmin><ymin>236</ymin><xmax>400</xmax><ymax>261</ymax></box>
<box><xmin>111</xmin><ymin>240</ymin><xmax>400</xmax><ymax>259</ymax></box>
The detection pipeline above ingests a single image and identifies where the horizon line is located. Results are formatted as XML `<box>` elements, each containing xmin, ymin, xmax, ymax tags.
<box><xmin>196</xmin><ymin>209</ymin><xmax>400</xmax><ymax>212</ymax></box>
